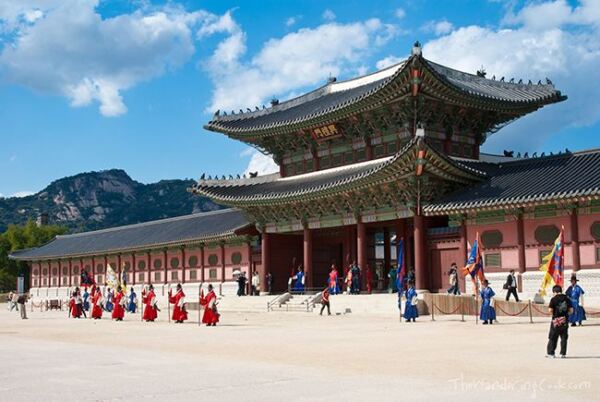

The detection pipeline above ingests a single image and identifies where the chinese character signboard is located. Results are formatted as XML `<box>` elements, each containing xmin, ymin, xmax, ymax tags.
<box><xmin>311</xmin><ymin>124</ymin><xmax>342</xmax><ymax>141</ymax></box>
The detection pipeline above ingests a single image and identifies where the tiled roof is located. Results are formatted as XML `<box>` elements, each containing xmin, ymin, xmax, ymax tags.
<box><xmin>9</xmin><ymin>209</ymin><xmax>251</xmax><ymax>260</ymax></box>
<box><xmin>425</xmin><ymin>149</ymin><xmax>600</xmax><ymax>214</ymax></box>
<box><xmin>205</xmin><ymin>55</ymin><xmax>565</xmax><ymax>134</ymax></box>
<box><xmin>192</xmin><ymin>138</ymin><xmax>486</xmax><ymax>205</ymax></box>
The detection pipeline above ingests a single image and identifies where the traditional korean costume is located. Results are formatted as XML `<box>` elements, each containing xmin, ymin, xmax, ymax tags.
<box><xmin>403</xmin><ymin>287</ymin><xmax>419</xmax><ymax>321</ymax></box>
<box><xmin>566</xmin><ymin>284</ymin><xmax>586</xmax><ymax>325</ymax></box>
<box><xmin>142</xmin><ymin>289</ymin><xmax>158</xmax><ymax>322</ymax></box>
<box><xmin>479</xmin><ymin>286</ymin><xmax>496</xmax><ymax>323</ymax></box>
<box><xmin>111</xmin><ymin>291</ymin><xmax>125</xmax><ymax>321</ymax></box>
<box><xmin>169</xmin><ymin>289</ymin><xmax>188</xmax><ymax>323</ymax></box>
<box><xmin>200</xmin><ymin>290</ymin><xmax>219</xmax><ymax>326</ymax></box>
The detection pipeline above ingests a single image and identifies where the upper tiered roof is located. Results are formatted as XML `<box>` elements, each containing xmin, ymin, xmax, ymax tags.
<box><xmin>205</xmin><ymin>42</ymin><xmax>565</xmax><ymax>142</ymax></box>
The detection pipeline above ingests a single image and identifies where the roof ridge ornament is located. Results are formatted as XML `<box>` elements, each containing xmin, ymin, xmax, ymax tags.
<box><xmin>411</xmin><ymin>41</ymin><xmax>422</xmax><ymax>57</ymax></box>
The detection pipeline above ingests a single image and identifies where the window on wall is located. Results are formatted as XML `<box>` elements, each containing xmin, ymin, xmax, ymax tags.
<box><xmin>138</xmin><ymin>273</ymin><xmax>145</xmax><ymax>282</ymax></box>
<box><xmin>591</xmin><ymin>222</ymin><xmax>600</xmax><ymax>240</ymax></box>
<box><xmin>52</xmin><ymin>267</ymin><xmax>58</xmax><ymax>275</ymax></box>
<box><xmin>154</xmin><ymin>272</ymin><xmax>161</xmax><ymax>282</ymax></box>
<box><xmin>138</xmin><ymin>260</ymin><xmax>146</xmax><ymax>270</ymax></box>
<box><xmin>190</xmin><ymin>270</ymin><xmax>197</xmax><ymax>280</ymax></box>
<box><xmin>96</xmin><ymin>275</ymin><xmax>104</xmax><ymax>284</ymax></box>
<box><xmin>170</xmin><ymin>257</ymin><xmax>180</xmax><ymax>269</ymax></box>
<box><xmin>535</xmin><ymin>225</ymin><xmax>560</xmax><ymax>244</ymax></box>
<box><xmin>72</xmin><ymin>266</ymin><xmax>79</xmax><ymax>274</ymax></box>
<box><xmin>96</xmin><ymin>264</ymin><xmax>104</xmax><ymax>273</ymax></box>
<box><xmin>209</xmin><ymin>269</ymin><xmax>217</xmax><ymax>279</ymax></box>
<box><xmin>123</xmin><ymin>262</ymin><xmax>131</xmax><ymax>272</ymax></box>
<box><xmin>153</xmin><ymin>259</ymin><xmax>162</xmax><ymax>269</ymax></box>
<box><xmin>42</xmin><ymin>268</ymin><xmax>48</xmax><ymax>275</ymax></box>
<box><xmin>33</xmin><ymin>269</ymin><xmax>39</xmax><ymax>275</ymax></box>
<box><xmin>52</xmin><ymin>278</ymin><xmax>57</xmax><ymax>286</ymax></box>
<box><xmin>171</xmin><ymin>271</ymin><xmax>178</xmax><ymax>281</ymax></box>
<box><xmin>481</xmin><ymin>230</ymin><xmax>503</xmax><ymax>248</ymax></box>
<box><xmin>320</xmin><ymin>156</ymin><xmax>331</xmax><ymax>169</ymax></box>
<box><xmin>62</xmin><ymin>267</ymin><xmax>68</xmax><ymax>275</ymax></box>
<box><xmin>356</xmin><ymin>148</ymin><xmax>366</xmax><ymax>162</ymax></box>
<box><xmin>231</xmin><ymin>252</ymin><xmax>242</xmax><ymax>265</ymax></box>
<box><xmin>596</xmin><ymin>247</ymin><xmax>600</xmax><ymax>264</ymax></box>
<box><xmin>62</xmin><ymin>277</ymin><xmax>68</xmax><ymax>285</ymax></box>
<box><xmin>484</xmin><ymin>253</ymin><xmax>501</xmax><ymax>267</ymax></box>
<box><xmin>188</xmin><ymin>256</ymin><xmax>198</xmax><ymax>267</ymax></box>
<box><xmin>208</xmin><ymin>254</ymin><xmax>218</xmax><ymax>266</ymax></box>
<box><xmin>84</xmin><ymin>265</ymin><xmax>91</xmax><ymax>273</ymax></box>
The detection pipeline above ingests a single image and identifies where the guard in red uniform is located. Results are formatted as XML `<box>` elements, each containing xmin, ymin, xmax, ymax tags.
<box><xmin>142</xmin><ymin>284</ymin><xmax>159</xmax><ymax>322</ymax></box>
<box><xmin>200</xmin><ymin>284</ymin><xmax>219</xmax><ymax>326</ymax></box>
<box><xmin>91</xmin><ymin>287</ymin><xmax>103</xmax><ymax>319</ymax></box>
<box><xmin>69</xmin><ymin>291</ymin><xmax>82</xmax><ymax>318</ymax></box>
<box><xmin>168</xmin><ymin>283</ymin><xmax>188</xmax><ymax>323</ymax></box>
<box><xmin>111</xmin><ymin>286</ymin><xmax>125</xmax><ymax>321</ymax></box>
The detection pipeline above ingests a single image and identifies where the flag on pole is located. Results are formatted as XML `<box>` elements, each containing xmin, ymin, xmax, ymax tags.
<box><xmin>121</xmin><ymin>266</ymin><xmax>128</xmax><ymax>293</ymax></box>
<box><xmin>539</xmin><ymin>226</ymin><xmax>565</xmax><ymax>296</ymax></box>
<box><xmin>106</xmin><ymin>263</ymin><xmax>118</xmax><ymax>289</ymax></box>
<box><xmin>462</xmin><ymin>232</ymin><xmax>485</xmax><ymax>293</ymax></box>
<box><xmin>396</xmin><ymin>238</ymin><xmax>406</xmax><ymax>294</ymax></box>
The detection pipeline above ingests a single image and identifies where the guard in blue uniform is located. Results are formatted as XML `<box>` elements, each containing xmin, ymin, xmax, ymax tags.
<box><xmin>403</xmin><ymin>281</ymin><xmax>418</xmax><ymax>322</ymax></box>
<box><xmin>292</xmin><ymin>266</ymin><xmax>305</xmax><ymax>293</ymax></box>
<box><xmin>128</xmin><ymin>287</ymin><xmax>137</xmax><ymax>313</ymax></box>
<box><xmin>566</xmin><ymin>276</ymin><xmax>586</xmax><ymax>326</ymax></box>
<box><xmin>479</xmin><ymin>279</ymin><xmax>496</xmax><ymax>325</ymax></box>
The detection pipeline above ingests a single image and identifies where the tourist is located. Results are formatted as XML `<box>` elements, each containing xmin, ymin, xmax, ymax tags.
<box><xmin>547</xmin><ymin>285</ymin><xmax>573</xmax><ymax>358</ymax></box>
<box><xmin>17</xmin><ymin>293</ymin><xmax>28</xmax><ymax>319</ymax></box>
<box><xmin>403</xmin><ymin>280</ymin><xmax>418</xmax><ymax>322</ymax></box>
<box><xmin>350</xmin><ymin>261</ymin><xmax>361</xmax><ymax>294</ymax></box>
<box><xmin>91</xmin><ymin>287</ymin><xmax>103</xmax><ymax>319</ymax></box>
<box><xmin>406</xmin><ymin>268</ymin><xmax>416</xmax><ymax>288</ymax></box>
<box><xmin>10</xmin><ymin>291</ymin><xmax>19</xmax><ymax>312</ymax></box>
<box><xmin>319</xmin><ymin>287</ymin><xmax>331</xmax><ymax>316</ymax></box>
<box><xmin>387</xmin><ymin>266</ymin><xmax>397</xmax><ymax>293</ymax></box>
<box><xmin>69</xmin><ymin>290</ymin><xmax>82</xmax><ymax>318</ymax></box>
<box><xmin>128</xmin><ymin>287</ymin><xmax>137</xmax><ymax>313</ymax></box>
<box><xmin>75</xmin><ymin>287</ymin><xmax>85</xmax><ymax>318</ymax></box>
<box><xmin>366</xmin><ymin>264</ymin><xmax>373</xmax><ymax>294</ymax></box>
<box><xmin>251</xmin><ymin>270</ymin><xmax>260</xmax><ymax>296</ymax></box>
<box><xmin>479</xmin><ymin>279</ymin><xmax>496</xmax><ymax>325</ymax></box>
<box><xmin>328</xmin><ymin>264</ymin><xmax>339</xmax><ymax>295</ymax></box>
<box><xmin>200</xmin><ymin>284</ymin><xmax>219</xmax><ymax>326</ymax></box>
<box><xmin>266</xmin><ymin>272</ymin><xmax>273</xmax><ymax>295</ymax></box>
<box><xmin>292</xmin><ymin>266</ymin><xmax>305</xmax><ymax>293</ymax></box>
<box><xmin>345</xmin><ymin>268</ymin><xmax>352</xmax><ymax>294</ymax></box>
<box><xmin>82</xmin><ymin>287</ymin><xmax>90</xmax><ymax>312</ymax></box>
<box><xmin>168</xmin><ymin>283</ymin><xmax>188</xmax><ymax>323</ymax></box>
<box><xmin>237</xmin><ymin>272</ymin><xmax>247</xmax><ymax>296</ymax></box>
<box><xmin>447</xmin><ymin>264</ymin><xmax>460</xmax><ymax>295</ymax></box>
<box><xmin>112</xmin><ymin>286</ymin><xmax>125</xmax><ymax>321</ymax></box>
<box><xmin>566</xmin><ymin>276</ymin><xmax>586</xmax><ymax>327</ymax></box>
<box><xmin>142</xmin><ymin>284</ymin><xmax>159</xmax><ymax>322</ymax></box>
<box><xmin>504</xmin><ymin>269</ymin><xmax>519</xmax><ymax>302</ymax></box>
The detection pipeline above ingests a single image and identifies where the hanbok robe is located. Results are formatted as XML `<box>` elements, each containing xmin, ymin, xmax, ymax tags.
<box><xmin>128</xmin><ymin>291</ymin><xmax>137</xmax><ymax>313</ymax></box>
<box><xmin>105</xmin><ymin>289</ymin><xmax>114</xmax><ymax>312</ymax></box>
<box><xmin>292</xmin><ymin>271</ymin><xmax>305</xmax><ymax>292</ymax></box>
<box><xmin>366</xmin><ymin>268</ymin><xmax>373</xmax><ymax>294</ymax></box>
<box><xmin>479</xmin><ymin>286</ymin><xmax>496</xmax><ymax>321</ymax></box>
<box><xmin>200</xmin><ymin>290</ymin><xmax>220</xmax><ymax>325</ymax></box>
<box><xmin>388</xmin><ymin>268</ymin><xmax>397</xmax><ymax>293</ymax></box>
<box><xmin>566</xmin><ymin>284</ymin><xmax>586</xmax><ymax>324</ymax></box>
<box><xmin>69</xmin><ymin>295</ymin><xmax>82</xmax><ymax>318</ymax></box>
<box><xmin>91</xmin><ymin>291</ymin><xmax>103</xmax><ymax>319</ymax></box>
<box><xmin>82</xmin><ymin>290</ymin><xmax>90</xmax><ymax>311</ymax></box>
<box><xmin>142</xmin><ymin>290</ymin><xmax>158</xmax><ymax>322</ymax></box>
<box><xmin>111</xmin><ymin>291</ymin><xmax>125</xmax><ymax>320</ymax></box>
<box><xmin>169</xmin><ymin>290</ymin><xmax>188</xmax><ymax>322</ymax></box>
<box><xmin>328</xmin><ymin>269</ymin><xmax>339</xmax><ymax>294</ymax></box>
<box><xmin>403</xmin><ymin>287</ymin><xmax>419</xmax><ymax>320</ymax></box>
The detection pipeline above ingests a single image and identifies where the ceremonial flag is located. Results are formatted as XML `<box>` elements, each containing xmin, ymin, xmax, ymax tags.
<box><xmin>539</xmin><ymin>226</ymin><xmax>565</xmax><ymax>296</ymax></box>
<box><xmin>462</xmin><ymin>232</ymin><xmax>485</xmax><ymax>292</ymax></box>
<box><xmin>80</xmin><ymin>269</ymin><xmax>95</xmax><ymax>286</ymax></box>
<box><xmin>106</xmin><ymin>264</ymin><xmax>118</xmax><ymax>289</ymax></box>
<box><xmin>121</xmin><ymin>266</ymin><xmax>128</xmax><ymax>293</ymax></box>
<box><xmin>396</xmin><ymin>238</ymin><xmax>406</xmax><ymax>293</ymax></box>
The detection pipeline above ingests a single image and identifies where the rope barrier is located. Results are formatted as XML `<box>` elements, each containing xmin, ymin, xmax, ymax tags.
<box><xmin>495</xmin><ymin>303</ymin><xmax>529</xmax><ymax>316</ymax></box>
<box><xmin>433</xmin><ymin>303</ymin><xmax>463</xmax><ymax>315</ymax></box>
<box><xmin>531</xmin><ymin>303</ymin><xmax>552</xmax><ymax>316</ymax></box>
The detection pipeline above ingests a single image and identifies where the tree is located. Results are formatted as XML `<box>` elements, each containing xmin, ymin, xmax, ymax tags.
<box><xmin>0</xmin><ymin>221</ymin><xmax>67</xmax><ymax>291</ymax></box>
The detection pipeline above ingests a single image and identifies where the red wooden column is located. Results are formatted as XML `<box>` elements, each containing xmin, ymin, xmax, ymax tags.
<box><xmin>200</xmin><ymin>246</ymin><xmax>206</xmax><ymax>283</ymax></box>
<box><xmin>303</xmin><ymin>226</ymin><xmax>313</xmax><ymax>288</ymax></box>
<box><xmin>220</xmin><ymin>243</ymin><xmax>226</xmax><ymax>283</ymax></box>
<box><xmin>132</xmin><ymin>254</ymin><xmax>137</xmax><ymax>286</ymax></box>
<box><xmin>570</xmin><ymin>206</ymin><xmax>581</xmax><ymax>271</ymax></box>
<box><xmin>117</xmin><ymin>254</ymin><xmax>122</xmax><ymax>284</ymax></box>
<box><xmin>516</xmin><ymin>212</ymin><xmax>526</xmax><ymax>274</ymax></box>
<box><xmin>146</xmin><ymin>252</ymin><xmax>151</xmax><ymax>284</ymax></box>
<box><xmin>260</xmin><ymin>232</ymin><xmax>271</xmax><ymax>292</ymax></box>
<box><xmin>68</xmin><ymin>259</ymin><xmax>72</xmax><ymax>287</ymax></box>
<box><xmin>58</xmin><ymin>260</ymin><xmax>62</xmax><ymax>288</ymax></box>
<box><xmin>413</xmin><ymin>214</ymin><xmax>427</xmax><ymax>290</ymax></box>
<box><xmin>357</xmin><ymin>221</ymin><xmax>367</xmax><ymax>289</ymax></box>
<box><xmin>91</xmin><ymin>257</ymin><xmax>96</xmax><ymax>285</ymax></box>
<box><xmin>162</xmin><ymin>249</ymin><xmax>168</xmax><ymax>285</ymax></box>
<box><xmin>383</xmin><ymin>227</ymin><xmax>391</xmax><ymax>273</ymax></box>
<box><xmin>458</xmin><ymin>216</ymin><xmax>468</xmax><ymax>293</ymax></box>
<box><xmin>181</xmin><ymin>246</ymin><xmax>186</xmax><ymax>284</ymax></box>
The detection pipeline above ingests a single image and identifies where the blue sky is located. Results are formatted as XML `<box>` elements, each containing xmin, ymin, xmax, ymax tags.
<box><xmin>0</xmin><ymin>0</ymin><xmax>599</xmax><ymax>196</ymax></box>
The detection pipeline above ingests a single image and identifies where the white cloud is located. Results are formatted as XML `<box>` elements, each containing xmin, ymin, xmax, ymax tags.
<box><xmin>242</xmin><ymin>149</ymin><xmax>279</xmax><ymax>176</ymax></box>
<box><xmin>376</xmin><ymin>55</ymin><xmax>405</xmax><ymax>69</ymax></box>
<box><xmin>395</xmin><ymin>8</ymin><xmax>406</xmax><ymax>19</ymax></box>
<box><xmin>422</xmin><ymin>19</ymin><xmax>454</xmax><ymax>35</ymax></box>
<box><xmin>286</xmin><ymin>17</ymin><xmax>296</xmax><ymax>27</ymax></box>
<box><xmin>322</xmin><ymin>9</ymin><xmax>336</xmax><ymax>21</ymax></box>
<box><xmin>0</xmin><ymin>1</ymin><xmax>228</xmax><ymax>117</ymax></box>
<box><xmin>205</xmin><ymin>19</ymin><xmax>398</xmax><ymax>112</ymax></box>
<box><xmin>421</xmin><ymin>0</ymin><xmax>600</xmax><ymax>151</ymax></box>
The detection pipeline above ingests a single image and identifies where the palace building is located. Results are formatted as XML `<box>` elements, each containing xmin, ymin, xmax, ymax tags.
<box><xmin>11</xmin><ymin>43</ymin><xmax>600</xmax><ymax>302</ymax></box>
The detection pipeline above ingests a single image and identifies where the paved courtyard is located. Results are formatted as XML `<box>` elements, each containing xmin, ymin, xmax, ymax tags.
<box><xmin>1</xmin><ymin>306</ymin><xmax>599</xmax><ymax>402</ymax></box>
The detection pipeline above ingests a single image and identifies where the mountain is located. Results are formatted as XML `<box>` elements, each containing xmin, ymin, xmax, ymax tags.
<box><xmin>0</xmin><ymin>169</ymin><xmax>222</xmax><ymax>233</ymax></box>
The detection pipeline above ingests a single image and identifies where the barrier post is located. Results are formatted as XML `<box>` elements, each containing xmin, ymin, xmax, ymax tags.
<box><xmin>431</xmin><ymin>295</ymin><xmax>435</xmax><ymax>321</ymax></box>
<box><xmin>461</xmin><ymin>298</ymin><xmax>465</xmax><ymax>322</ymax></box>
<box><xmin>198</xmin><ymin>283</ymin><xmax>202</xmax><ymax>327</ymax></box>
<box><xmin>528</xmin><ymin>300</ymin><xmax>533</xmax><ymax>324</ymax></box>
<box><xmin>475</xmin><ymin>296</ymin><xmax>478</xmax><ymax>325</ymax></box>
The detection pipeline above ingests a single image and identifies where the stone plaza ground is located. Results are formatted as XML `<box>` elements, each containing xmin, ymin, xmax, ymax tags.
<box><xmin>1</xmin><ymin>304</ymin><xmax>599</xmax><ymax>402</ymax></box>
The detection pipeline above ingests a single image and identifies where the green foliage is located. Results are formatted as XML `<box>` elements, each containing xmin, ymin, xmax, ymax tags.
<box><xmin>0</xmin><ymin>221</ymin><xmax>67</xmax><ymax>291</ymax></box>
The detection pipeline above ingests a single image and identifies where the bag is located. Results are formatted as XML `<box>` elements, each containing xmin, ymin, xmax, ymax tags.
<box><xmin>410</xmin><ymin>296</ymin><xmax>418</xmax><ymax>306</ymax></box>
<box><xmin>552</xmin><ymin>316</ymin><xmax>567</xmax><ymax>328</ymax></box>
<box><xmin>503</xmin><ymin>283</ymin><xmax>508</xmax><ymax>290</ymax></box>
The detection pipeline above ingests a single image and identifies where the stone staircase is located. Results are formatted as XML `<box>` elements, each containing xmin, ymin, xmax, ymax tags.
<box><xmin>267</xmin><ymin>292</ymin><xmax>321</xmax><ymax>312</ymax></box>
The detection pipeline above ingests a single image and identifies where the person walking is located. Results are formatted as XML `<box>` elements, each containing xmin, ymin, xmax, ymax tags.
<box><xmin>200</xmin><ymin>284</ymin><xmax>220</xmax><ymax>326</ymax></box>
<box><xmin>319</xmin><ymin>288</ymin><xmax>331</xmax><ymax>316</ymax></box>
<box><xmin>251</xmin><ymin>270</ymin><xmax>260</xmax><ymax>296</ymax></box>
<box><xmin>328</xmin><ymin>265</ymin><xmax>340</xmax><ymax>295</ymax></box>
<box><xmin>266</xmin><ymin>272</ymin><xmax>273</xmax><ymax>295</ymax></box>
<box><xmin>141</xmin><ymin>284</ymin><xmax>159</xmax><ymax>322</ymax></box>
<box><xmin>566</xmin><ymin>276</ymin><xmax>586</xmax><ymax>327</ymax></box>
<box><xmin>10</xmin><ymin>291</ymin><xmax>19</xmax><ymax>313</ymax></box>
<box><xmin>82</xmin><ymin>287</ymin><xmax>90</xmax><ymax>312</ymax></box>
<box><xmin>447</xmin><ymin>264</ymin><xmax>460</xmax><ymax>295</ymax></box>
<box><xmin>17</xmin><ymin>293</ymin><xmax>28</xmax><ymax>319</ymax></box>
<box><xmin>91</xmin><ymin>287</ymin><xmax>103</xmax><ymax>320</ymax></box>
<box><xmin>237</xmin><ymin>272</ymin><xmax>247</xmax><ymax>297</ymax></box>
<box><xmin>479</xmin><ymin>279</ymin><xmax>496</xmax><ymax>325</ymax></box>
<box><xmin>112</xmin><ymin>286</ymin><xmax>126</xmax><ymax>322</ymax></box>
<box><xmin>292</xmin><ymin>266</ymin><xmax>305</xmax><ymax>293</ymax></box>
<box><xmin>387</xmin><ymin>266</ymin><xmax>397</xmax><ymax>293</ymax></box>
<box><xmin>128</xmin><ymin>287</ymin><xmax>137</xmax><ymax>313</ymax></box>
<box><xmin>350</xmin><ymin>261</ymin><xmax>361</xmax><ymax>294</ymax></box>
<box><xmin>547</xmin><ymin>285</ymin><xmax>573</xmax><ymax>358</ymax></box>
<box><xmin>168</xmin><ymin>283</ymin><xmax>188</xmax><ymax>323</ymax></box>
<box><xmin>403</xmin><ymin>281</ymin><xmax>418</xmax><ymax>322</ymax></box>
<box><xmin>504</xmin><ymin>269</ymin><xmax>519</xmax><ymax>302</ymax></box>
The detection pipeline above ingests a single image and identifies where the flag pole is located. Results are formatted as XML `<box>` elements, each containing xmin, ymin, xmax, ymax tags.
<box><xmin>167</xmin><ymin>284</ymin><xmax>171</xmax><ymax>323</ymax></box>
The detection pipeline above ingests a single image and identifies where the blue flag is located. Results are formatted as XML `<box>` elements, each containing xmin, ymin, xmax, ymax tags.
<box><xmin>396</xmin><ymin>238</ymin><xmax>406</xmax><ymax>294</ymax></box>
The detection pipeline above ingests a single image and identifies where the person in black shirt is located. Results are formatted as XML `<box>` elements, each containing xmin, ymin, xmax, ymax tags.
<box><xmin>546</xmin><ymin>285</ymin><xmax>573</xmax><ymax>358</ymax></box>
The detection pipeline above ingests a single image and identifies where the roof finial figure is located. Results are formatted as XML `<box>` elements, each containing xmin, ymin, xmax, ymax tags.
<box><xmin>411</xmin><ymin>40</ymin><xmax>422</xmax><ymax>56</ymax></box>
<box><xmin>546</xmin><ymin>78</ymin><xmax>553</xmax><ymax>85</ymax></box>
<box><xmin>476</xmin><ymin>66</ymin><xmax>486</xmax><ymax>78</ymax></box>
<box><xmin>249</xmin><ymin>171</ymin><xmax>258</xmax><ymax>178</ymax></box>
<box><xmin>214</xmin><ymin>110</ymin><xmax>220</xmax><ymax>117</ymax></box>
<box><xmin>270</xmin><ymin>98</ymin><xmax>279</xmax><ymax>106</ymax></box>
<box><xmin>200</xmin><ymin>173</ymin><xmax>206</xmax><ymax>180</ymax></box>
